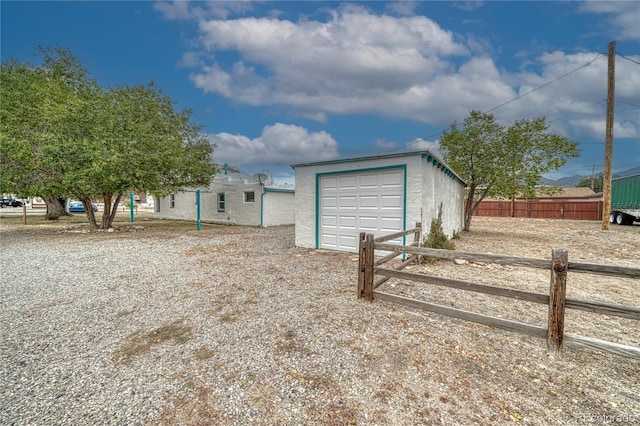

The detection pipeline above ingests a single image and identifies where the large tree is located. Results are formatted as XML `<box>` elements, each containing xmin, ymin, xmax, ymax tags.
<box><xmin>1</xmin><ymin>47</ymin><xmax>216</xmax><ymax>228</ymax></box>
<box><xmin>439</xmin><ymin>110</ymin><xmax>579</xmax><ymax>231</ymax></box>
<box><xmin>0</xmin><ymin>47</ymin><xmax>92</xmax><ymax>216</ymax></box>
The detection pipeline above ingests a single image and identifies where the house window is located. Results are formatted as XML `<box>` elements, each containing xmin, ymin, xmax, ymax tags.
<box><xmin>170</xmin><ymin>194</ymin><xmax>175</xmax><ymax>208</ymax></box>
<box><xmin>244</xmin><ymin>191</ymin><xmax>255</xmax><ymax>203</ymax></box>
<box><xmin>217</xmin><ymin>193</ymin><xmax>226</xmax><ymax>212</ymax></box>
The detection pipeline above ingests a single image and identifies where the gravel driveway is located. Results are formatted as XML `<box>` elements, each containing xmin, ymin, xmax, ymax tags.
<box><xmin>1</xmin><ymin>217</ymin><xmax>638</xmax><ymax>425</ymax></box>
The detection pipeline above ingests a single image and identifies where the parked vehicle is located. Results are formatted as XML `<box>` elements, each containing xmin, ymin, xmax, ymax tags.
<box><xmin>609</xmin><ymin>173</ymin><xmax>640</xmax><ymax>225</ymax></box>
<box><xmin>68</xmin><ymin>201</ymin><xmax>98</xmax><ymax>213</ymax></box>
<box><xmin>0</xmin><ymin>198</ymin><xmax>23</xmax><ymax>208</ymax></box>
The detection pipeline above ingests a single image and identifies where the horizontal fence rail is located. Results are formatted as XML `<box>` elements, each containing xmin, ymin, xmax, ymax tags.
<box><xmin>357</xmin><ymin>231</ymin><xmax>640</xmax><ymax>359</ymax></box>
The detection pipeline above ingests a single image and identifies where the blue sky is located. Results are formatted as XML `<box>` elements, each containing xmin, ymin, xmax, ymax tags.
<box><xmin>2</xmin><ymin>1</ymin><xmax>639</xmax><ymax>185</ymax></box>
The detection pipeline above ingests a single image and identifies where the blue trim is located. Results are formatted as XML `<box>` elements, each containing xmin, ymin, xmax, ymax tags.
<box><xmin>260</xmin><ymin>186</ymin><xmax>266</xmax><ymax>227</ymax></box>
<box><xmin>294</xmin><ymin>150</ymin><xmax>430</xmax><ymax>168</ymax></box>
<box><xmin>421</xmin><ymin>153</ymin><xmax>465</xmax><ymax>185</ymax></box>
<box><xmin>315</xmin><ymin>165</ymin><xmax>407</xmax><ymax>250</ymax></box>
<box><xmin>264</xmin><ymin>187</ymin><xmax>295</xmax><ymax>193</ymax></box>
<box><xmin>261</xmin><ymin>187</ymin><xmax>294</xmax><ymax>226</ymax></box>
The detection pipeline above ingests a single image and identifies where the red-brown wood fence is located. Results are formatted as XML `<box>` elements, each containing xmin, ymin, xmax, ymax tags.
<box><xmin>473</xmin><ymin>200</ymin><xmax>603</xmax><ymax>220</ymax></box>
<box><xmin>357</xmin><ymin>226</ymin><xmax>640</xmax><ymax>359</ymax></box>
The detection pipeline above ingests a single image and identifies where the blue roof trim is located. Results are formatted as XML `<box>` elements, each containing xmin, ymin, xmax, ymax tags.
<box><xmin>293</xmin><ymin>150</ymin><xmax>431</xmax><ymax>168</ymax></box>
<box><xmin>264</xmin><ymin>187</ymin><xmax>295</xmax><ymax>193</ymax></box>
<box><xmin>422</xmin><ymin>153</ymin><xmax>465</xmax><ymax>186</ymax></box>
<box><xmin>291</xmin><ymin>149</ymin><xmax>465</xmax><ymax>186</ymax></box>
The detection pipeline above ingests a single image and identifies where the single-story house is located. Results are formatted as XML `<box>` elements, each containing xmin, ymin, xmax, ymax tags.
<box><xmin>154</xmin><ymin>165</ymin><xmax>295</xmax><ymax>226</ymax></box>
<box><xmin>291</xmin><ymin>150</ymin><xmax>465</xmax><ymax>253</ymax></box>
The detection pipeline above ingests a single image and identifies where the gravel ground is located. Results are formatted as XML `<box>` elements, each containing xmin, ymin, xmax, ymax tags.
<box><xmin>0</xmin><ymin>216</ymin><xmax>638</xmax><ymax>425</ymax></box>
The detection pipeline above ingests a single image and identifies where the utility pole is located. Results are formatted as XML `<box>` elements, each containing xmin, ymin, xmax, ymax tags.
<box><xmin>601</xmin><ymin>41</ymin><xmax>615</xmax><ymax>230</ymax></box>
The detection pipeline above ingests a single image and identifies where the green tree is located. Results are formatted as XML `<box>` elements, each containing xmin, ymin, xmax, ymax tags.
<box><xmin>577</xmin><ymin>174</ymin><xmax>603</xmax><ymax>193</ymax></box>
<box><xmin>0</xmin><ymin>47</ymin><xmax>217</xmax><ymax>228</ymax></box>
<box><xmin>439</xmin><ymin>110</ymin><xmax>580</xmax><ymax>231</ymax></box>
<box><xmin>0</xmin><ymin>46</ymin><xmax>94</xmax><ymax>216</ymax></box>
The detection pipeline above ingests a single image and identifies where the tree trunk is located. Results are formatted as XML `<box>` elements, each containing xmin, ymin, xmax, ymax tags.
<box><xmin>78</xmin><ymin>195</ymin><xmax>98</xmax><ymax>228</ymax></box>
<box><xmin>101</xmin><ymin>193</ymin><xmax>122</xmax><ymax>229</ymax></box>
<box><xmin>44</xmin><ymin>196</ymin><xmax>70</xmax><ymax>217</ymax></box>
<box><xmin>464</xmin><ymin>184</ymin><xmax>492</xmax><ymax>232</ymax></box>
<box><xmin>463</xmin><ymin>185</ymin><xmax>476</xmax><ymax>231</ymax></box>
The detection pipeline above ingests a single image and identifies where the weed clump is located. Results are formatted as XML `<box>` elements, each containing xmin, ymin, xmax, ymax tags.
<box><xmin>114</xmin><ymin>321</ymin><xmax>193</xmax><ymax>364</ymax></box>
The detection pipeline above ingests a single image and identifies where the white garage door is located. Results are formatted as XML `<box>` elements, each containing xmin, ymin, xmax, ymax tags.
<box><xmin>319</xmin><ymin>168</ymin><xmax>405</xmax><ymax>252</ymax></box>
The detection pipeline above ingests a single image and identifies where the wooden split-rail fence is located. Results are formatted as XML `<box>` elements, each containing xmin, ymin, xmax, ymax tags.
<box><xmin>357</xmin><ymin>224</ymin><xmax>640</xmax><ymax>359</ymax></box>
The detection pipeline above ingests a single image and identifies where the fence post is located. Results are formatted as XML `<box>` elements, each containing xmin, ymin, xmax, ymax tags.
<box><xmin>364</xmin><ymin>234</ymin><xmax>375</xmax><ymax>301</ymax></box>
<box><xmin>357</xmin><ymin>232</ymin><xmax>366</xmax><ymax>299</ymax></box>
<box><xmin>548</xmin><ymin>249</ymin><xmax>568</xmax><ymax>354</ymax></box>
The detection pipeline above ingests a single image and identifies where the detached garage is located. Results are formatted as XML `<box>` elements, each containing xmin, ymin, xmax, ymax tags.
<box><xmin>292</xmin><ymin>151</ymin><xmax>465</xmax><ymax>253</ymax></box>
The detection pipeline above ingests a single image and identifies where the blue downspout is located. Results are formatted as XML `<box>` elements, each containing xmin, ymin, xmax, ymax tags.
<box><xmin>196</xmin><ymin>189</ymin><xmax>201</xmax><ymax>231</ymax></box>
<box><xmin>260</xmin><ymin>185</ymin><xmax>267</xmax><ymax>227</ymax></box>
<box><xmin>129</xmin><ymin>192</ymin><xmax>134</xmax><ymax>223</ymax></box>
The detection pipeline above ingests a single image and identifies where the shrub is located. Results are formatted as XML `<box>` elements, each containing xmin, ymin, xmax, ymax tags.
<box><xmin>420</xmin><ymin>208</ymin><xmax>455</xmax><ymax>263</ymax></box>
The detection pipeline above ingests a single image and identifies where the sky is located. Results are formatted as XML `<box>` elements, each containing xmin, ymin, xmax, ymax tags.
<box><xmin>2</xmin><ymin>1</ymin><xmax>639</xmax><ymax>185</ymax></box>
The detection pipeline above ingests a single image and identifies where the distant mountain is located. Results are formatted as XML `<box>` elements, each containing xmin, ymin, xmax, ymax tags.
<box><xmin>541</xmin><ymin>174</ymin><xmax>583</xmax><ymax>187</ymax></box>
<box><xmin>542</xmin><ymin>166</ymin><xmax>640</xmax><ymax>187</ymax></box>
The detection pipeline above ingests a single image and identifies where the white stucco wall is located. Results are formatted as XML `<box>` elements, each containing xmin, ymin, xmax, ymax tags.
<box><xmin>262</xmin><ymin>190</ymin><xmax>295</xmax><ymax>226</ymax></box>
<box><xmin>293</xmin><ymin>151</ymin><xmax>465</xmax><ymax>250</ymax></box>
<box><xmin>421</xmin><ymin>156</ymin><xmax>465</xmax><ymax>239</ymax></box>
<box><xmin>155</xmin><ymin>178</ymin><xmax>293</xmax><ymax>226</ymax></box>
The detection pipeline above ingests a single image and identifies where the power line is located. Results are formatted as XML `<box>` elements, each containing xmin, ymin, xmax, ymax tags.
<box><xmin>616</xmin><ymin>99</ymin><xmax>640</xmax><ymax>108</ymax></box>
<box><xmin>394</xmin><ymin>51</ymin><xmax>608</xmax><ymax>152</ymax></box>
<box><xmin>485</xmin><ymin>53</ymin><xmax>602</xmax><ymax>113</ymax></box>
<box><xmin>546</xmin><ymin>99</ymin><xmax>606</xmax><ymax>125</ymax></box>
<box><xmin>616</xmin><ymin>52</ymin><xmax>640</xmax><ymax>65</ymax></box>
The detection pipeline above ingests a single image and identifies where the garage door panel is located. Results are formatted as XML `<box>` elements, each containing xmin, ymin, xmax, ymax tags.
<box><xmin>322</xmin><ymin>215</ymin><xmax>337</xmax><ymax>227</ymax></box>
<box><xmin>319</xmin><ymin>168</ymin><xmax>404</xmax><ymax>252</ymax></box>
<box><xmin>322</xmin><ymin>196</ymin><xmax>337</xmax><ymax>208</ymax></box>
<box><xmin>359</xmin><ymin>195</ymin><xmax>379</xmax><ymax>208</ymax></box>
<box><xmin>339</xmin><ymin>196</ymin><xmax>356</xmax><ymax>208</ymax></box>
<box><xmin>359</xmin><ymin>216</ymin><xmax>378</xmax><ymax>230</ymax></box>
<box><xmin>339</xmin><ymin>175</ymin><xmax>357</xmax><ymax>189</ymax></box>
<box><xmin>321</xmin><ymin>233</ymin><xmax>337</xmax><ymax>247</ymax></box>
<box><xmin>381</xmin><ymin>195</ymin><xmax>402</xmax><ymax>209</ymax></box>
<box><xmin>339</xmin><ymin>216</ymin><xmax>356</xmax><ymax>228</ymax></box>
<box><xmin>381</xmin><ymin>217</ymin><xmax>402</xmax><ymax>231</ymax></box>
<box><xmin>381</xmin><ymin>171</ymin><xmax>403</xmax><ymax>187</ymax></box>
<box><xmin>339</xmin><ymin>235</ymin><xmax>357</xmax><ymax>251</ymax></box>
<box><xmin>359</xmin><ymin>174</ymin><xmax>379</xmax><ymax>188</ymax></box>
<box><xmin>322</xmin><ymin>177</ymin><xmax>338</xmax><ymax>190</ymax></box>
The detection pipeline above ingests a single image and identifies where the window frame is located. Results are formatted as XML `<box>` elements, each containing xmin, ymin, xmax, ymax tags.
<box><xmin>217</xmin><ymin>192</ymin><xmax>226</xmax><ymax>212</ymax></box>
<box><xmin>244</xmin><ymin>191</ymin><xmax>255</xmax><ymax>203</ymax></box>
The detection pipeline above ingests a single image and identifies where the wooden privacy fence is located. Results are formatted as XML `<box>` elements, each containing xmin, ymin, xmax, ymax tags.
<box><xmin>357</xmin><ymin>227</ymin><xmax>640</xmax><ymax>359</ymax></box>
<box><xmin>473</xmin><ymin>200</ymin><xmax>603</xmax><ymax>220</ymax></box>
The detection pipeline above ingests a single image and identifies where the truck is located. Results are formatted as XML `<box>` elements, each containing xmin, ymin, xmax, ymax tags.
<box><xmin>609</xmin><ymin>173</ymin><xmax>640</xmax><ymax>225</ymax></box>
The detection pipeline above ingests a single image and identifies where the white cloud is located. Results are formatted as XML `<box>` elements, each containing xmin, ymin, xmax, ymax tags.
<box><xmin>453</xmin><ymin>2</ymin><xmax>485</xmax><ymax>12</ymax></box>
<box><xmin>188</xmin><ymin>9</ymin><xmax>470</xmax><ymax>124</ymax></box>
<box><xmin>208</xmin><ymin>123</ymin><xmax>339</xmax><ymax>167</ymax></box>
<box><xmin>175</xmin><ymin>5</ymin><xmax>639</xmax><ymax>144</ymax></box>
<box><xmin>375</xmin><ymin>138</ymin><xmax>397</xmax><ymax>150</ymax></box>
<box><xmin>154</xmin><ymin>1</ymin><xmax>255</xmax><ymax>21</ymax></box>
<box><xmin>385</xmin><ymin>1</ymin><xmax>419</xmax><ymax>16</ymax></box>
<box><xmin>402</xmin><ymin>138</ymin><xmax>441</xmax><ymax>155</ymax></box>
<box><xmin>579</xmin><ymin>1</ymin><xmax>640</xmax><ymax>40</ymax></box>
<box><xmin>498</xmin><ymin>51</ymin><xmax>640</xmax><ymax>140</ymax></box>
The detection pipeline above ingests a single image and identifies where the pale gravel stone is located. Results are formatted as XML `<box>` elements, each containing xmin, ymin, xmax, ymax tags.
<box><xmin>1</xmin><ymin>218</ymin><xmax>639</xmax><ymax>425</ymax></box>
